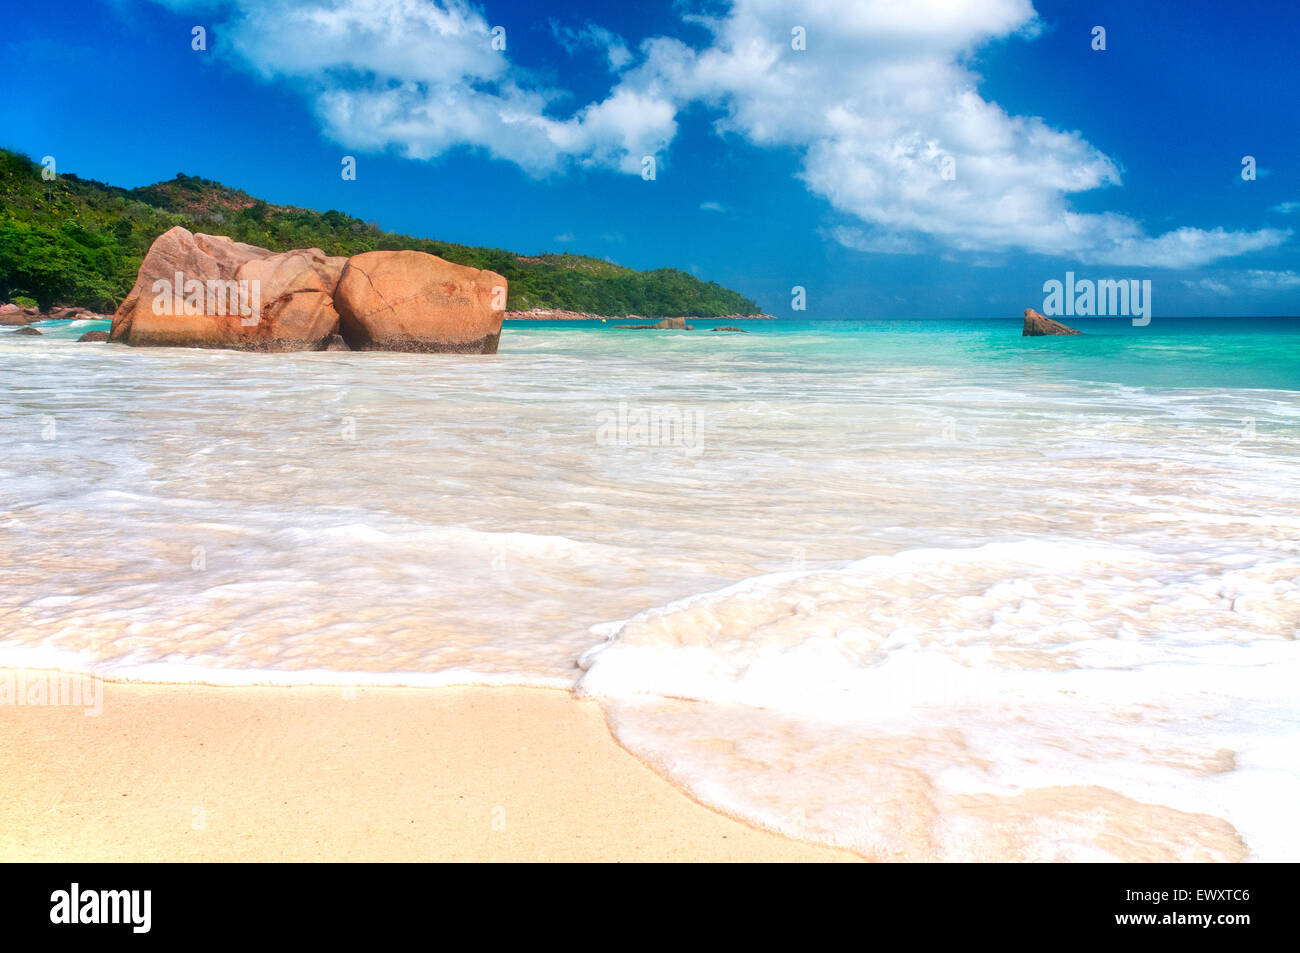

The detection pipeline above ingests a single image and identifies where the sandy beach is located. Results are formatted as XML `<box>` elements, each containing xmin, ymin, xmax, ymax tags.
<box><xmin>0</xmin><ymin>673</ymin><xmax>856</xmax><ymax>862</ymax></box>
<box><xmin>2</xmin><ymin>0</ymin><xmax>1296</xmax><ymax>882</ymax></box>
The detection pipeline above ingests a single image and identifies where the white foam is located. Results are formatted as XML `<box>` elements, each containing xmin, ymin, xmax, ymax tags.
<box><xmin>3</xmin><ymin>326</ymin><xmax>1299</xmax><ymax>859</ymax></box>
<box><xmin>578</xmin><ymin>540</ymin><xmax>1300</xmax><ymax>861</ymax></box>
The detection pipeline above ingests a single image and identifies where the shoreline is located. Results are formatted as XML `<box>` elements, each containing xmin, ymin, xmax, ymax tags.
<box><xmin>504</xmin><ymin>309</ymin><xmax>776</xmax><ymax>321</ymax></box>
<box><xmin>0</xmin><ymin>672</ymin><xmax>857</xmax><ymax>862</ymax></box>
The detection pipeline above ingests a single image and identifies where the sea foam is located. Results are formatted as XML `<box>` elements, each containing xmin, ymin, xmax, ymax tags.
<box><xmin>3</xmin><ymin>320</ymin><xmax>1298</xmax><ymax>859</ymax></box>
<box><xmin>578</xmin><ymin>540</ymin><xmax>1300</xmax><ymax>861</ymax></box>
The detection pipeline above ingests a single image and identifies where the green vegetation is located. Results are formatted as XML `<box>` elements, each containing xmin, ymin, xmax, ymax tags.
<box><xmin>0</xmin><ymin>149</ymin><xmax>760</xmax><ymax>317</ymax></box>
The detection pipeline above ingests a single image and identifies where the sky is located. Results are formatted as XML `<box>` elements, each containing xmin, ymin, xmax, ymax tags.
<box><xmin>3</xmin><ymin>0</ymin><xmax>1298</xmax><ymax>317</ymax></box>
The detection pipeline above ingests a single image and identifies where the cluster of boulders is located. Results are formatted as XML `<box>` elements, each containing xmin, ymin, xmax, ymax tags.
<box><xmin>1</xmin><ymin>302</ymin><xmax>111</xmax><ymax>333</ymax></box>
<box><xmin>2</xmin><ymin>302</ymin><xmax>113</xmax><ymax>339</ymax></box>
<box><xmin>106</xmin><ymin>226</ymin><xmax>507</xmax><ymax>353</ymax></box>
<box><xmin>0</xmin><ymin>303</ymin><xmax>39</xmax><ymax>325</ymax></box>
<box><xmin>0</xmin><ymin>303</ymin><xmax>109</xmax><ymax>325</ymax></box>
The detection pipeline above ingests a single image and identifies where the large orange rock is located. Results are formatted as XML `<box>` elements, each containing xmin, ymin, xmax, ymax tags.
<box><xmin>110</xmin><ymin>229</ymin><xmax>505</xmax><ymax>353</ymax></box>
<box><xmin>1022</xmin><ymin>308</ymin><xmax>1081</xmax><ymax>336</ymax></box>
<box><xmin>231</xmin><ymin>248</ymin><xmax>344</xmax><ymax>347</ymax></box>
<box><xmin>333</xmin><ymin>251</ymin><xmax>506</xmax><ymax>353</ymax></box>
<box><xmin>111</xmin><ymin>228</ymin><xmax>260</xmax><ymax>344</ymax></box>
<box><xmin>110</xmin><ymin>227</ymin><xmax>344</xmax><ymax>350</ymax></box>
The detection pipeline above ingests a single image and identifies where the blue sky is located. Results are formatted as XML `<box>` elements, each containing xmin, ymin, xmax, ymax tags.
<box><xmin>3</xmin><ymin>0</ymin><xmax>1298</xmax><ymax>317</ymax></box>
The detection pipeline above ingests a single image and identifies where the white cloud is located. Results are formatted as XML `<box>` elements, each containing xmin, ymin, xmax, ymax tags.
<box><xmin>1248</xmin><ymin>270</ymin><xmax>1300</xmax><ymax>289</ymax></box>
<box><xmin>159</xmin><ymin>0</ymin><xmax>1287</xmax><ymax>267</ymax></box>
<box><xmin>551</xmin><ymin>20</ymin><xmax>633</xmax><ymax>71</ymax></box>
<box><xmin>616</xmin><ymin>0</ymin><xmax>1285</xmax><ymax>267</ymax></box>
<box><xmin>699</xmin><ymin>201</ymin><xmax>726</xmax><ymax>212</ymax></box>
<box><xmin>1090</xmin><ymin>226</ymin><xmax>1290</xmax><ymax>268</ymax></box>
<box><xmin>161</xmin><ymin>0</ymin><xmax>670</xmax><ymax>174</ymax></box>
<box><xmin>211</xmin><ymin>0</ymin><xmax>567</xmax><ymax>172</ymax></box>
<box><xmin>1181</xmin><ymin>278</ymin><xmax>1234</xmax><ymax>296</ymax></box>
<box><xmin>829</xmin><ymin>226</ymin><xmax>922</xmax><ymax>256</ymax></box>
<box><xmin>225</xmin><ymin>0</ymin><xmax>503</xmax><ymax>86</ymax></box>
<box><xmin>1182</xmin><ymin>270</ymin><xmax>1300</xmax><ymax>295</ymax></box>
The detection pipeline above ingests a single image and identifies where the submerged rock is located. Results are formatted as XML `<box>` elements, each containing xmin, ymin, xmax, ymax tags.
<box><xmin>1022</xmin><ymin>308</ymin><xmax>1081</xmax><ymax>336</ymax></box>
<box><xmin>77</xmin><ymin>330</ymin><xmax>110</xmax><ymax>342</ymax></box>
<box><xmin>10</xmin><ymin>326</ymin><xmax>41</xmax><ymax>335</ymax></box>
<box><xmin>616</xmin><ymin>317</ymin><xmax>694</xmax><ymax>330</ymax></box>
<box><xmin>711</xmin><ymin>326</ymin><xmax>749</xmax><ymax>332</ymax></box>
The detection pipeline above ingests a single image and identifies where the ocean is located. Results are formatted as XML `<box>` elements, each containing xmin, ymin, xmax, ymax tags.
<box><xmin>2</xmin><ymin>315</ymin><xmax>1297</xmax><ymax>860</ymax></box>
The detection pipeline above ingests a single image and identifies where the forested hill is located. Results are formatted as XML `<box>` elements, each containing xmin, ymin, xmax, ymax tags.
<box><xmin>0</xmin><ymin>149</ymin><xmax>761</xmax><ymax>318</ymax></box>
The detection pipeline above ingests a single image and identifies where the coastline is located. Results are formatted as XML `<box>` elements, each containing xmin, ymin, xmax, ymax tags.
<box><xmin>504</xmin><ymin>308</ymin><xmax>776</xmax><ymax>321</ymax></box>
<box><xmin>0</xmin><ymin>673</ymin><xmax>857</xmax><ymax>862</ymax></box>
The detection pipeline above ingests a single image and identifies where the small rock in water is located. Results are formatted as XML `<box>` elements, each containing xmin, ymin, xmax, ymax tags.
<box><xmin>10</xmin><ymin>326</ymin><xmax>41</xmax><ymax>336</ymax></box>
<box><xmin>78</xmin><ymin>330</ymin><xmax>110</xmax><ymax>342</ymax></box>
<box><xmin>1022</xmin><ymin>308</ymin><xmax>1081</xmax><ymax>336</ymax></box>
<box><xmin>616</xmin><ymin>317</ymin><xmax>693</xmax><ymax>330</ymax></box>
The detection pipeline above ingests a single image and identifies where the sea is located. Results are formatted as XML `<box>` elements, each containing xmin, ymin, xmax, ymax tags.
<box><xmin>2</xmin><ymin>315</ymin><xmax>1297</xmax><ymax>861</ymax></box>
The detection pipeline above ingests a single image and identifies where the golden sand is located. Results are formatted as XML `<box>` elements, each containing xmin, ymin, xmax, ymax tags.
<box><xmin>0</xmin><ymin>675</ymin><xmax>856</xmax><ymax>862</ymax></box>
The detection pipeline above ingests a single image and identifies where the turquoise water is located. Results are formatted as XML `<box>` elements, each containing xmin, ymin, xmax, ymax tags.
<box><xmin>502</xmin><ymin>317</ymin><xmax>1300</xmax><ymax>391</ymax></box>
<box><xmin>32</xmin><ymin>314</ymin><xmax>1300</xmax><ymax>392</ymax></box>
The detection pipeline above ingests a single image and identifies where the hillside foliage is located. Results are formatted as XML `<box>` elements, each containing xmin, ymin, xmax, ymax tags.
<box><xmin>0</xmin><ymin>149</ymin><xmax>760</xmax><ymax>317</ymax></box>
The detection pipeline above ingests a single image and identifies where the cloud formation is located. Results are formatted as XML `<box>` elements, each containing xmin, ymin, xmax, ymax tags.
<box><xmin>1182</xmin><ymin>270</ymin><xmax>1300</xmax><ymax>295</ymax></box>
<box><xmin>202</xmin><ymin>0</ymin><xmax>670</xmax><ymax>173</ymax></box>
<box><xmin>550</xmin><ymin>19</ymin><xmax>633</xmax><ymax>72</ymax></box>
<box><xmin>163</xmin><ymin>0</ymin><xmax>1287</xmax><ymax>268</ymax></box>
